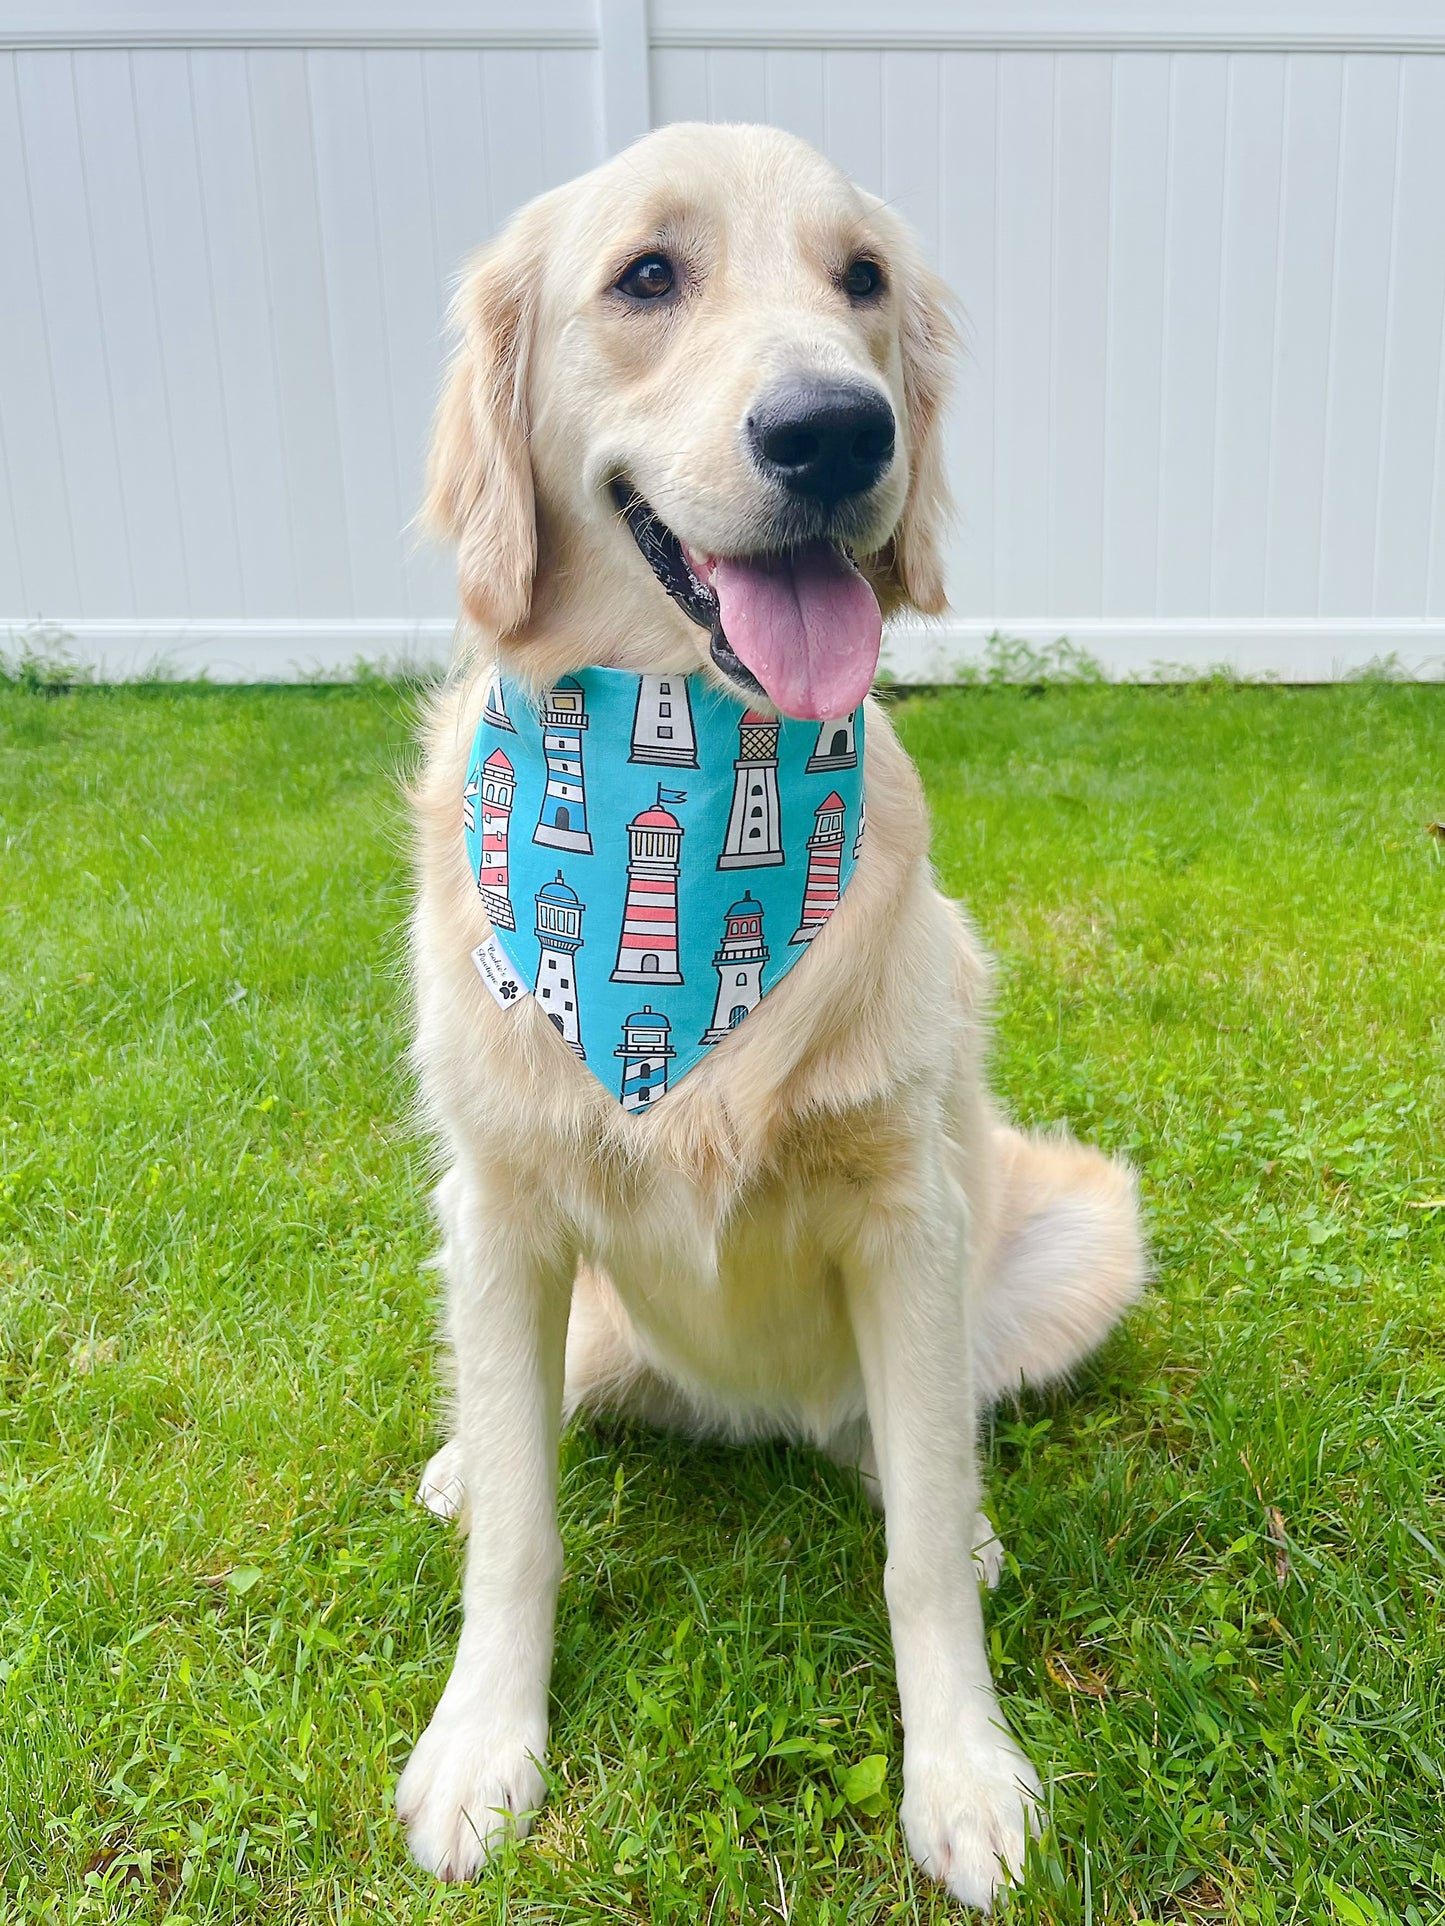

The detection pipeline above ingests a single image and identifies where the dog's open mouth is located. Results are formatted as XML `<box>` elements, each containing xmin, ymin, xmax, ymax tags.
<box><xmin>612</xmin><ymin>481</ymin><xmax>883</xmax><ymax>721</ymax></box>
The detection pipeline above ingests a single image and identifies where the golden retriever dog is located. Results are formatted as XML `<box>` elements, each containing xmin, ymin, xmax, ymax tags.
<box><xmin>397</xmin><ymin>121</ymin><xmax>1145</xmax><ymax>1910</ymax></box>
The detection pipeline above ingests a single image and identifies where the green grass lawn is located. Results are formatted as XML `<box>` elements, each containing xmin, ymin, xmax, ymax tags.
<box><xmin>2</xmin><ymin>677</ymin><xmax>1442</xmax><ymax>1926</ymax></box>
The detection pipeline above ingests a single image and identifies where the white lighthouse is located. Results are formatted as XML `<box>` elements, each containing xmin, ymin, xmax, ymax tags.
<box><xmin>629</xmin><ymin>675</ymin><xmax>698</xmax><ymax>767</ymax></box>
<box><xmin>806</xmin><ymin>712</ymin><xmax>858</xmax><ymax>772</ymax></box>
<box><xmin>611</xmin><ymin>788</ymin><xmax>685</xmax><ymax>984</ymax></box>
<box><xmin>533</xmin><ymin>871</ymin><xmax>586</xmax><ymax>1058</ymax></box>
<box><xmin>701</xmin><ymin>893</ymin><xmax>770</xmax><ymax>1042</ymax></box>
<box><xmin>483</xmin><ymin>669</ymin><xmax>517</xmax><ymax>733</ymax></box>
<box><xmin>717</xmin><ymin>711</ymin><xmax>784</xmax><ymax>869</ymax></box>
<box><xmin>790</xmin><ymin>791</ymin><xmax>847</xmax><ymax>944</ymax></box>
<box><xmin>533</xmin><ymin>677</ymin><xmax>593</xmax><ymax>854</ymax></box>
<box><xmin>615</xmin><ymin>1005</ymin><xmax>676</xmax><ymax>1111</ymax></box>
<box><xmin>476</xmin><ymin>746</ymin><xmax>517</xmax><ymax>930</ymax></box>
<box><xmin>854</xmin><ymin>796</ymin><xmax>866</xmax><ymax>859</ymax></box>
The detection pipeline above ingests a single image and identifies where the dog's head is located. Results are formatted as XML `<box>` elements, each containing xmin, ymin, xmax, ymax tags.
<box><xmin>427</xmin><ymin>122</ymin><xmax>956</xmax><ymax>720</ymax></box>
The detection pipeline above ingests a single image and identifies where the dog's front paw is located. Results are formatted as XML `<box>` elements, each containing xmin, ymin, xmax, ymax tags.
<box><xmin>901</xmin><ymin>1732</ymin><xmax>1043</xmax><ymax>1913</ymax></box>
<box><xmin>396</xmin><ymin>1703</ymin><xmax>545</xmax><ymax>1881</ymax></box>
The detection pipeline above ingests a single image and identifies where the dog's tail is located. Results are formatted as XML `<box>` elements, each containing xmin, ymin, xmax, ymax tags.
<box><xmin>971</xmin><ymin>1126</ymin><xmax>1147</xmax><ymax>1406</ymax></box>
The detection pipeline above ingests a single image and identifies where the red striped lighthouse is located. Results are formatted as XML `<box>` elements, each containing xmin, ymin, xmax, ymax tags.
<box><xmin>790</xmin><ymin>791</ymin><xmax>847</xmax><ymax>944</ymax></box>
<box><xmin>610</xmin><ymin>788</ymin><xmax>685</xmax><ymax>984</ymax></box>
<box><xmin>478</xmin><ymin>747</ymin><xmax>516</xmax><ymax>930</ymax></box>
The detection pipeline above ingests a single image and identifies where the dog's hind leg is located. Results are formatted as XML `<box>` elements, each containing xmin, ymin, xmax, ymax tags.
<box><xmin>418</xmin><ymin>1435</ymin><xmax>470</xmax><ymax>1523</ymax></box>
<box><xmin>560</xmin><ymin>1266</ymin><xmax>700</xmax><ymax>1430</ymax></box>
<box><xmin>822</xmin><ymin>1421</ymin><xmax>1006</xmax><ymax>1588</ymax></box>
<box><xmin>970</xmin><ymin>1126</ymin><xmax>1146</xmax><ymax>1407</ymax></box>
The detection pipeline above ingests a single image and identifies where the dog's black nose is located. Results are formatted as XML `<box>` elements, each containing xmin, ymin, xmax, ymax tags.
<box><xmin>747</xmin><ymin>378</ymin><xmax>896</xmax><ymax>504</ymax></box>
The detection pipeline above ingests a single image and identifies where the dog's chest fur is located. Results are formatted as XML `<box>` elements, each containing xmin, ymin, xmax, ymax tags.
<box><xmin>580</xmin><ymin>1162</ymin><xmax>864</xmax><ymax>1431</ymax></box>
<box><xmin>570</xmin><ymin>1096</ymin><xmax>946</xmax><ymax>1431</ymax></box>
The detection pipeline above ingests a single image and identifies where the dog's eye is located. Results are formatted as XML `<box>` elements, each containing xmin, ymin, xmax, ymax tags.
<box><xmin>844</xmin><ymin>258</ymin><xmax>885</xmax><ymax>300</ymax></box>
<box><xmin>616</xmin><ymin>253</ymin><xmax>676</xmax><ymax>302</ymax></box>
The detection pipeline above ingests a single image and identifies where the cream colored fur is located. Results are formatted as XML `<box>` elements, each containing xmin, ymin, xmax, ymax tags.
<box><xmin>396</xmin><ymin>123</ymin><xmax>1146</xmax><ymax>1911</ymax></box>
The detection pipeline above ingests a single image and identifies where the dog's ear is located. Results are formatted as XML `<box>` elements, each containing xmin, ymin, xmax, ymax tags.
<box><xmin>424</xmin><ymin>207</ymin><xmax>549</xmax><ymax>636</ymax></box>
<box><xmin>885</xmin><ymin>257</ymin><xmax>957</xmax><ymax>616</ymax></box>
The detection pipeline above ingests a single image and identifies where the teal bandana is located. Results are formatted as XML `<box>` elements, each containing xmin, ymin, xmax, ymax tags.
<box><xmin>463</xmin><ymin>667</ymin><xmax>866</xmax><ymax>1110</ymax></box>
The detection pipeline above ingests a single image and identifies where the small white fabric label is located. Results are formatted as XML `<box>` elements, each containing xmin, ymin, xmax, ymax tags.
<box><xmin>470</xmin><ymin>931</ymin><xmax>529</xmax><ymax>1010</ymax></box>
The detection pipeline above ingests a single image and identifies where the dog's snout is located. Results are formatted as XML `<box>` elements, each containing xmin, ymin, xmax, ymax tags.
<box><xmin>747</xmin><ymin>378</ymin><xmax>895</xmax><ymax>505</ymax></box>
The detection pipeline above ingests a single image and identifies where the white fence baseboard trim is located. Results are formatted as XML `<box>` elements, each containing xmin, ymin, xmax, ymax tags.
<box><xmin>10</xmin><ymin>616</ymin><xmax>1443</xmax><ymax>684</ymax></box>
<box><xmin>5</xmin><ymin>619</ymin><xmax>460</xmax><ymax>683</ymax></box>
<box><xmin>883</xmin><ymin>619</ymin><xmax>1445</xmax><ymax>683</ymax></box>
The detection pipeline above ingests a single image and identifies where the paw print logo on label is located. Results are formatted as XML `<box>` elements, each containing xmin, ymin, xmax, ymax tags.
<box><xmin>471</xmin><ymin>934</ymin><xmax>529</xmax><ymax>1011</ymax></box>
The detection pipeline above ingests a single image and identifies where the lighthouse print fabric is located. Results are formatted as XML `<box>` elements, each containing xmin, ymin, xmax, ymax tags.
<box><xmin>463</xmin><ymin>665</ymin><xmax>866</xmax><ymax>1111</ymax></box>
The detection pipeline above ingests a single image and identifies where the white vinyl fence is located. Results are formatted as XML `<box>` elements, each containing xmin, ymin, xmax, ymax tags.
<box><xmin>2</xmin><ymin>1</ymin><xmax>1444</xmax><ymax>680</ymax></box>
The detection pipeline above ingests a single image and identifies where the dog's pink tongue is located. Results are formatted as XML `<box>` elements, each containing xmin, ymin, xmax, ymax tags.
<box><xmin>712</xmin><ymin>542</ymin><xmax>881</xmax><ymax>720</ymax></box>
